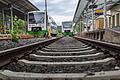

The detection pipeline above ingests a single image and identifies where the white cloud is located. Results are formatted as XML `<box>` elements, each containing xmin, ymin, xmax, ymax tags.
<box><xmin>49</xmin><ymin>0</ymin><xmax>64</xmax><ymax>4</ymax></box>
<box><xmin>64</xmin><ymin>10</ymin><xmax>73</xmax><ymax>14</ymax></box>
<box><xmin>52</xmin><ymin>15</ymin><xmax>73</xmax><ymax>25</ymax></box>
<box><xmin>30</xmin><ymin>0</ymin><xmax>44</xmax><ymax>3</ymax></box>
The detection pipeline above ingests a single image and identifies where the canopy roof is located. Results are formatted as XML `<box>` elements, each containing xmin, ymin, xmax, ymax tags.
<box><xmin>0</xmin><ymin>0</ymin><xmax>39</xmax><ymax>13</ymax></box>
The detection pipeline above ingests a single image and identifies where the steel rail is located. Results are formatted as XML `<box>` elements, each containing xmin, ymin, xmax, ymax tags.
<box><xmin>74</xmin><ymin>37</ymin><xmax>120</xmax><ymax>57</ymax></box>
<box><xmin>0</xmin><ymin>37</ymin><xmax>61</xmax><ymax>67</ymax></box>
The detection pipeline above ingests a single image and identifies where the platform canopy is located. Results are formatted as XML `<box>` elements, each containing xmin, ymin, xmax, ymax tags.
<box><xmin>0</xmin><ymin>0</ymin><xmax>40</xmax><ymax>20</ymax></box>
<box><xmin>0</xmin><ymin>0</ymin><xmax>39</xmax><ymax>33</ymax></box>
<box><xmin>73</xmin><ymin>0</ymin><xmax>89</xmax><ymax>23</ymax></box>
<box><xmin>0</xmin><ymin>0</ymin><xmax>39</xmax><ymax>13</ymax></box>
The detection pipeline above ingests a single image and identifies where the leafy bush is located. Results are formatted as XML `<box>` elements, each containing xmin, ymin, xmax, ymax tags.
<box><xmin>57</xmin><ymin>32</ymin><xmax>63</xmax><ymax>37</ymax></box>
<box><xmin>27</xmin><ymin>30</ymin><xmax>47</xmax><ymax>38</ymax></box>
<box><xmin>10</xmin><ymin>16</ymin><xmax>27</xmax><ymax>42</ymax></box>
<box><xmin>11</xmin><ymin>32</ymin><xmax>20</xmax><ymax>42</ymax></box>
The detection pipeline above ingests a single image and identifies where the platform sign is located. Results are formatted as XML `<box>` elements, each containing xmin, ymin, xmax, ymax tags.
<box><xmin>95</xmin><ymin>10</ymin><xmax>104</xmax><ymax>15</ymax></box>
<box><xmin>96</xmin><ymin>10</ymin><xmax>104</xmax><ymax>13</ymax></box>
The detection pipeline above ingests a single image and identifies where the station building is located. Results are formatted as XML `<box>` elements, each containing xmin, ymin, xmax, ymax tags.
<box><xmin>107</xmin><ymin>3</ymin><xmax>120</xmax><ymax>28</ymax></box>
<box><xmin>73</xmin><ymin>0</ymin><xmax>120</xmax><ymax>32</ymax></box>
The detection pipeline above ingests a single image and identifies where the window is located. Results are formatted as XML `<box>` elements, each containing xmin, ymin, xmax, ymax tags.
<box><xmin>116</xmin><ymin>13</ymin><xmax>120</xmax><ymax>26</ymax></box>
<box><xmin>109</xmin><ymin>17</ymin><xmax>111</xmax><ymax>27</ymax></box>
<box><xmin>32</xmin><ymin>27</ymin><xmax>42</xmax><ymax>32</ymax></box>
<box><xmin>112</xmin><ymin>15</ymin><xmax>115</xmax><ymax>27</ymax></box>
<box><xmin>64</xmin><ymin>30</ymin><xmax>70</xmax><ymax>32</ymax></box>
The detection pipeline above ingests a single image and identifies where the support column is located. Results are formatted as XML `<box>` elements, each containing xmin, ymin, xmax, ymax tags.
<box><xmin>79</xmin><ymin>21</ymin><xmax>81</xmax><ymax>32</ymax></box>
<box><xmin>10</xmin><ymin>7</ymin><xmax>14</xmax><ymax>32</ymax></box>
<box><xmin>86</xmin><ymin>14</ymin><xmax>89</xmax><ymax>32</ymax></box>
<box><xmin>27</xmin><ymin>13</ymin><xmax>29</xmax><ymax>31</ymax></box>
<box><xmin>92</xmin><ymin>8</ymin><xmax>95</xmax><ymax>31</ymax></box>
<box><xmin>2</xmin><ymin>9</ymin><xmax>5</xmax><ymax>34</ymax></box>
<box><xmin>86</xmin><ymin>16</ymin><xmax>88</xmax><ymax>32</ymax></box>
<box><xmin>80</xmin><ymin>20</ymin><xmax>82</xmax><ymax>32</ymax></box>
<box><xmin>24</xmin><ymin>13</ymin><xmax>27</xmax><ymax>33</ymax></box>
<box><xmin>81</xmin><ymin>17</ymin><xmax>84</xmax><ymax>32</ymax></box>
<box><xmin>45</xmin><ymin>0</ymin><xmax>48</xmax><ymax>35</ymax></box>
<box><xmin>99</xmin><ymin>31</ymin><xmax>101</xmax><ymax>40</ymax></box>
<box><xmin>104</xmin><ymin>0</ymin><xmax>107</xmax><ymax>29</ymax></box>
<box><xmin>24</xmin><ymin>13</ymin><xmax>27</xmax><ymax>21</ymax></box>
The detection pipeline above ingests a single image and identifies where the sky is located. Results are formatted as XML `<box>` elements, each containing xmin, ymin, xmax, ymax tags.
<box><xmin>29</xmin><ymin>0</ymin><xmax>79</xmax><ymax>25</ymax></box>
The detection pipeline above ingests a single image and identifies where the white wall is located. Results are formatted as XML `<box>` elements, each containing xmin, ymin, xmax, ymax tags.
<box><xmin>107</xmin><ymin>5</ymin><xmax>120</xmax><ymax>28</ymax></box>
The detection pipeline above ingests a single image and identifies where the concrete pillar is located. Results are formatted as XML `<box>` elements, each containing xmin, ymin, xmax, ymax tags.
<box><xmin>93</xmin><ymin>33</ymin><xmax>95</xmax><ymax>39</ymax></box>
<box><xmin>104</xmin><ymin>0</ymin><xmax>107</xmax><ymax>29</ymax></box>
<box><xmin>24</xmin><ymin>13</ymin><xmax>27</xmax><ymax>21</ymax></box>
<box><xmin>80</xmin><ymin>21</ymin><xmax>82</xmax><ymax>32</ymax></box>
<box><xmin>27</xmin><ymin>13</ymin><xmax>30</xmax><ymax>31</ymax></box>
<box><xmin>86</xmin><ymin>16</ymin><xmax>88</xmax><ymax>32</ymax></box>
<box><xmin>92</xmin><ymin>8</ymin><xmax>95</xmax><ymax>31</ymax></box>
<box><xmin>78</xmin><ymin>22</ymin><xmax>80</xmax><ymax>33</ymax></box>
<box><xmin>81</xmin><ymin>17</ymin><xmax>84</xmax><ymax>32</ymax></box>
<box><xmin>86</xmin><ymin>10</ymin><xmax>89</xmax><ymax>32</ymax></box>
<box><xmin>95</xmin><ymin>32</ymin><xmax>97</xmax><ymax>40</ymax></box>
<box><xmin>24</xmin><ymin>13</ymin><xmax>27</xmax><ymax>33</ymax></box>
<box><xmin>10</xmin><ymin>7</ymin><xmax>14</xmax><ymax>32</ymax></box>
<box><xmin>98</xmin><ymin>31</ymin><xmax>101</xmax><ymax>40</ymax></box>
<box><xmin>2</xmin><ymin>9</ymin><xmax>5</xmax><ymax>34</ymax></box>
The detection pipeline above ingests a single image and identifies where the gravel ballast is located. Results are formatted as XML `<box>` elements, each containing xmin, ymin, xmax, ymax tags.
<box><xmin>0</xmin><ymin>38</ymin><xmax>45</xmax><ymax>51</ymax></box>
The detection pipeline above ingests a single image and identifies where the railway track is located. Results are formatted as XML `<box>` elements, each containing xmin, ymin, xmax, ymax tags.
<box><xmin>0</xmin><ymin>37</ymin><xmax>120</xmax><ymax>80</ymax></box>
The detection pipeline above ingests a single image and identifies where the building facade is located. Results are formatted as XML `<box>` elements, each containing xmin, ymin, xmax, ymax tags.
<box><xmin>73</xmin><ymin>0</ymin><xmax>120</xmax><ymax>33</ymax></box>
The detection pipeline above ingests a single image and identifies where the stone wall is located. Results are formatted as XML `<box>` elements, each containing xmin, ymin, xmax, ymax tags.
<box><xmin>103</xmin><ymin>29</ymin><xmax>120</xmax><ymax>44</ymax></box>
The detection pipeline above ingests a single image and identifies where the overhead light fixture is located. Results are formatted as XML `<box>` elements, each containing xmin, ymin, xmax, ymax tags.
<box><xmin>89</xmin><ymin>5</ymin><xmax>98</xmax><ymax>9</ymax></box>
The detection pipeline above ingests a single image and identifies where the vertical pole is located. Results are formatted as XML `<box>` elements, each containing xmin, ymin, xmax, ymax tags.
<box><xmin>24</xmin><ymin>13</ymin><xmax>27</xmax><ymax>33</ymax></box>
<box><xmin>27</xmin><ymin>13</ymin><xmax>29</xmax><ymax>31</ymax></box>
<box><xmin>86</xmin><ymin>17</ymin><xmax>88</xmax><ymax>31</ymax></box>
<box><xmin>81</xmin><ymin>20</ymin><xmax>82</xmax><ymax>32</ymax></box>
<box><xmin>92</xmin><ymin>8</ymin><xmax>94</xmax><ymax>30</ymax></box>
<box><xmin>10</xmin><ymin>7</ymin><xmax>14</xmax><ymax>32</ymax></box>
<box><xmin>45</xmin><ymin>0</ymin><xmax>48</xmax><ymax>32</ymax></box>
<box><xmin>2</xmin><ymin>9</ymin><xmax>5</xmax><ymax>34</ymax></box>
<box><xmin>86</xmin><ymin>11</ymin><xmax>88</xmax><ymax>32</ymax></box>
<box><xmin>24</xmin><ymin>13</ymin><xmax>26</xmax><ymax>21</ymax></box>
<box><xmin>45</xmin><ymin>12</ymin><xmax>47</xmax><ymax>30</ymax></box>
<box><xmin>79</xmin><ymin>21</ymin><xmax>81</xmax><ymax>32</ymax></box>
<box><xmin>104</xmin><ymin>0</ymin><xmax>107</xmax><ymax>29</ymax></box>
